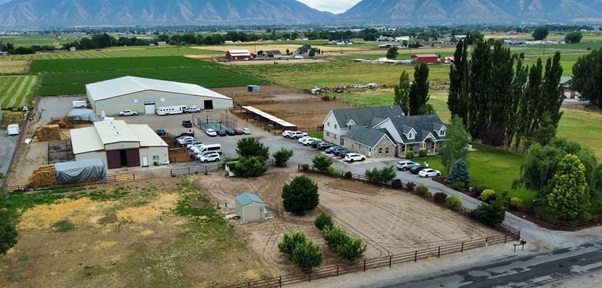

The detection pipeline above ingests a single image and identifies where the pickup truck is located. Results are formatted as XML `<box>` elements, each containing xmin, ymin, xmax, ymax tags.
<box><xmin>182</xmin><ymin>120</ymin><xmax>192</xmax><ymax>128</ymax></box>
<box><xmin>184</xmin><ymin>107</ymin><xmax>201</xmax><ymax>113</ymax></box>
<box><xmin>119</xmin><ymin>109</ymin><xmax>138</xmax><ymax>116</ymax></box>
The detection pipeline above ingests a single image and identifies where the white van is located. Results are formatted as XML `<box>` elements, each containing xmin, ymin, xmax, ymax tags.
<box><xmin>7</xmin><ymin>123</ymin><xmax>20</xmax><ymax>136</ymax></box>
<box><xmin>196</xmin><ymin>144</ymin><xmax>222</xmax><ymax>155</ymax></box>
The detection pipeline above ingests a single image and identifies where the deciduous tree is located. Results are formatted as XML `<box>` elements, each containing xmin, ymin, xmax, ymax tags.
<box><xmin>532</xmin><ymin>26</ymin><xmax>549</xmax><ymax>40</ymax></box>
<box><xmin>548</xmin><ymin>154</ymin><xmax>590</xmax><ymax>220</ymax></box>
<box><xmin>386</xmin><ymin>47</ymin><xmax>398</xmax><ymax>59</ymax></box>
<box><xmin>312</xmin><ymin>155</ymin><xmax>333</xmax><ymax>172</ymax></box>
<box><xmin>439</xmin><ymin>117</ymin><xmax>469</xmax><ymax>173</ymax></box>
<box><xmin>393</xmin><ymin>70</ymin><xmax>411</xmax><ymax>115</ymax></box>
<box><xmin>273</xmin><ymin>148</ymin><xmax>293</xmax><ymax>167</ymax></box>
<box><xmin>364</xmin><ymin>165</ymin><xmax>396</xmax><ymax>184</ymax></box>
<box><xmin>236</xmin><ymin>138</ymin><xmax>269</xmax><ymax>161</ymax></box>
<box><xmin>572</xmin><ymin>49</ymin><xmax>602</xmax><ymax>108</ymax></box>
<box><xmin>282</xmin><ymin>176</ymin><xmax>320</xmax><ymax>215</ymax></box>
<box><xmin>564</xmin><ymin>32</ymin><xmax>583</xmax><ymax>44</ymax></box>
<box><xmin>291</xmin><ymin>241</ymin><xmax>324</xmax><ymax>272</ymax></box>
<box><xmin>336</xmin><ymin>237</ymin><xmax>367</xmax><ymax>262</ymax></box>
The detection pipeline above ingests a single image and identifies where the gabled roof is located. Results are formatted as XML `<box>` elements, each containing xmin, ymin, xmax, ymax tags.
<box><xmin>86</xmin><ymin>76</ymin><xmax>231</xmax><ymax>102</ymax></box>
<box><xmin>228</xmin><ymin>50</ymin><xmax>252</xmax><ymax>56</ymax></box>
<box><xmin>235</xmin><ymin>192</ymin><xmax>264</xmax><ymax>206</ymax></box>
<box><xmin>412</xmin><ymin>54</ymin><xmax>438</xmax><ymax>58</ymax></box>
<box><xmin>330</xmin><ymin>106</ymin><xmax>404</xmax><ymax>129</ymax></box>
<box><xmin>390</xmin><ymin>114</ymin><xmax>446</xmax><ymax>144</ymax></box>
<box><xmin>344</xmin><ymin>126</ymin><xmax>395</xmax><ymax>148</ymax></box>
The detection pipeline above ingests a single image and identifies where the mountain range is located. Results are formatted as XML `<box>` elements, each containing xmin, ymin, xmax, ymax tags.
<box><xmin>0</xmin><ymin>0</ymin><xmax>601</xmax><ymax>28</ymax></box>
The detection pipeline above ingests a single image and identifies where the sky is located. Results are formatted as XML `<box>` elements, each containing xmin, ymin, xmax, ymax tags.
<box><xmin>296</xmin><ymin>0</ymin><xmax>362</xmax><ymax>13</ymax></box>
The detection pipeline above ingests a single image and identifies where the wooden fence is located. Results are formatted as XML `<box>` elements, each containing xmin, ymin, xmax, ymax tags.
<box><xmin>226</xmin><ymin>89</ymin><xmax>306</xmax><ymax>98</ymax></box>
<box><xmin>511</xmin><ymin>205</ymin><xmax>602</xmax><ymax>231</ymax></box>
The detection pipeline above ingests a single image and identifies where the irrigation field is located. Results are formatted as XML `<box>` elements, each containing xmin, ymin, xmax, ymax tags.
<box><xmin>32</xmin><ymin>56</ymin><xmax>265</xmax><ymax>96</ymax></box>
<box><xmin>10</xmin><ymin>46</ymin><xmax>221</xmax><ymax>60</ymax></box>
<box><xmin>0</xmin><ymin>75</ymin><xmax>38</xmax><ymax>108</ymax></box>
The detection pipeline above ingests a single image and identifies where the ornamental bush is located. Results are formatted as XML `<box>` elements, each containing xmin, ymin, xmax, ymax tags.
<box><xmin>416</xmin><ymin>184</ymin><xmax>429</xmax><ymax>195</ymax></box>
<box><xmin>405</xmin><ymin>151</ymin><xmax>415</xmax><ymax>159</ymax></box>
<box><xmin>406</xmin><ymin>181</ymin><xmax>416</xmax><ymax>191</ymax></box>
<box><xmin>509</xmin><ymin>197</ymin><xmax>524</xmax><ymax>210</ymax></box>
<box><xmin>434</xmin><ymin>192</ymin><xmax>448</xmax><ymax>203</ymax></box>
<box><xmin>314</xmin><ymin>212</ymin><xmax>333</xmax><ymax>230</ymax></box>
<box><xmin>418</xmin><ymin>149</ymin><xmax>428</xmax><ymax>157</ymax></box>
<box><xmin>446</xmin><ymin>195</ymin><xmax>462</xmax><ymax>210</ymax></box>
<box><xmin>480</xmin><ymin>189</ymin><xmax>497</xmax><ymax>203</ymax></box>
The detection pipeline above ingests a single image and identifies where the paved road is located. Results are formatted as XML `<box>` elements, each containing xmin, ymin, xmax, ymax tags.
<box><xmin>383</xmin><ymin>242</ymin><xmax>602</xmax><ymax>288</ymax></box>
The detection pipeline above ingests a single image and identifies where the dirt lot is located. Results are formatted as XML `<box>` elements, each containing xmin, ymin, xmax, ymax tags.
<box><xmin>0</xmin><ymin>176</ymin><xmax>272</xmax><ymax>287</ymax></box>
<box><xmin>197</xmin><ymin>171</ymin><xmax>501</xmax><ymax>275</ymax></box>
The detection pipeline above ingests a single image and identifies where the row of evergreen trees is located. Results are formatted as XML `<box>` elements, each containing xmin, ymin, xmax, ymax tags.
<box><xmin>447</xmin><ymin>39</ymin><xmax>564</xmax><ymax>151</ymax></box>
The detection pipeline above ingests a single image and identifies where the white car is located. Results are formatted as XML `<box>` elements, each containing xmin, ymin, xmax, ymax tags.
<box><xmin>188</xmin><ymin>143</ymin><xmax>204</xmax><ymax>151</ymax></box>
<box><xmin>419</xmin><ymin>168</ymin><xmax>441</xmax><ymax>178</ymax></box>
<box><xmin>344</xmin><ymin>153</ymin><xmax>365</xmax><ymax>162</ymax></box>
<box><xmin>242</xmin><ymin>128</ymin><xmax>251</xmax><ymax>135</ymax></box>
<box><xmin>199</xmin><ymin>152</ymin><xmax>221</xmax><ymax>163</ymax></box>
<box><xmin>282</xmin><ymin>130</ymin><xmax>293</xmax><ymax>137</ymax></box>
<box><xmin>176</xmin><ymin>136</ymin><xmax>194</xmax><ymax>144</ymax></box>
<box><xmin>205</xmin><ymin>128</ymin><xmax>217</xmax><ymax>137</ymax></box>
<box><xmin>288</xmin><ymin>131</ymin><xmax>307</xmax><ymax>139</ymax></box>
<box><xmin>301</xmin><ymin>137</ymin><xmax>317</xmax><ymax>145</ymax></box>
<box><xmin>7</xmin><ymin>124</ymin><xmax>20</xmax><ymax>136</ymax></box>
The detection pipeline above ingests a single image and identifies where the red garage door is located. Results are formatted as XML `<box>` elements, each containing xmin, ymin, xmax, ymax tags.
<box><xmin>107</xmin><ymin>150</ymin><xmax>121</xmax><ymax>169</ymax></box>
<box><xmin>125</xmin><ymin>149</ymin><xmax>140</xmax><ymax>167</ymax></box>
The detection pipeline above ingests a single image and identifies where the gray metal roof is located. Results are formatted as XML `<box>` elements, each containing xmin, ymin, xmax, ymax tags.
<box><xmin>235</xmin><ymin>192</ymin><xmax>264</xmax><ymax>206</ymax></box>
<box><xmin>331</xmin><ymin>106</ymin><xmax>404</xmax><ymax>128</ymax></box>
<box><xmin>344</xmin><ymin>126</ymin><xmax>394</xmax><ymax>148</ymax></box>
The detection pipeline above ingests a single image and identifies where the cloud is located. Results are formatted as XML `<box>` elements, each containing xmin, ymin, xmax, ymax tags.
<box><xmin>296</xmin><ymin>0</ymin><xmax>362</xmax><ymax>14</ymax></box>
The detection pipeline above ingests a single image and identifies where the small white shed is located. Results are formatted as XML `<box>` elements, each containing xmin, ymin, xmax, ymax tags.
<box><xmin>235</xmin><ymin>192</ymin><xmax>265</xmax><ymax>223</ymax></box>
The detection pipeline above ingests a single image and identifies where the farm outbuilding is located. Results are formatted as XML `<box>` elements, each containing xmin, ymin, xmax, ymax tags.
<box><xmin>226</xmin><ymin>50</ymin><xmax>253</xmax><ymax>61</ymax></box>
<box><xmin>247</xmin><ymin>85</ymin><xmax>260</xmax><ymax>92</ymax></box>
<box><xmin>234</xmin><ymin>192</ymin><xmax>266</xmax><ymax>223</ymax></box>
<box><xmin>412</xmin><ymin>54</ymin><xmax>439</xmax><ymax>64</ymax></box>
<box><xmin>70</xmin><ymin>120</ymin><xmax>168</xmax><ymax>170</ymax></box>
<box><xmin>85</xmin><ymin>76</ymin><xmax>233</xmax><ymax>116</ymax></box>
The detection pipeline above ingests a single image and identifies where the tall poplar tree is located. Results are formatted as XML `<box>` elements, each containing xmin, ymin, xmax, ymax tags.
<box><xmin>467</xmin><ymin>40</ymin><xmax>491</xmax><ymax>139</ymax></box>
<box><xmin>448</xmin><ymin>39</ymin><xmax>469</xmax><ymax>125</ymax></box>
<box><xmin>409</xmin><ymin>63</ymin><xmax>432</xmax><ymax>115</ymax></box>
<box><xmin>393</xmin><ymin>70</ymin><xmax>411</xmax><ymax>115</ymax></box>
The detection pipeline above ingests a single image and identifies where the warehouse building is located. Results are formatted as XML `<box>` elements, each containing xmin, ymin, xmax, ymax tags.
<box><xmin>86</xmin><ymin>76</ymin><xmax>233</xmax><ymax>116</ymax></box>
<box><xmin>70</xmin><ymin>120</ymin><xmax>169</xmax><ymax>169</ymax></box>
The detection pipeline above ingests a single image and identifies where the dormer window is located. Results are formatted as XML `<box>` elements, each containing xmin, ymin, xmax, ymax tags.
<box><xmin>439</xmin><ymin>129</ymin><xmax>446</xmax><ymax>137</ymax></box>
<box><xmin>408</xmin><ymin>131</ymin><xmax>414</xmax><ymax>139</ymax></box>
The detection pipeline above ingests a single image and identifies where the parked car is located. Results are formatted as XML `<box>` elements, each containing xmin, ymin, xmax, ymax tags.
<box><xmin>217</xmin><ymin>130</ymin><xmax>227</xmax><ymax>137</ymax></box>
<box><xmin>182</xmin><ymin>120</ymin><xmax>192</xmax><ymax>128</ymax></box>
<box><xmin>305</xmin><ymin>138</ymin><xmax>320</xmax><ymax>146</ymax></box>
<box><xmin>179</xmin><ymin>138</ymin><xmax>198</xmax><ymax>146</ymax></box>
<box><xmin>205</xmin><ymin>128</ymin><xmax>217</xmax><ymax>137</ymax></box>
<box><xmin>299</xmin><ymin>137</ymin><xmax>316</xmax><ymax>145</ymax></box>
<box><xmin>325</xmin><ymin>146</ymin><xmax>343</xmax><ymax>154</ymax></box>
<box><xmin>410</xmin><ymin>165</ymin><xmax>426</xmax><ymax>174</ymax></box>
<box><xmin>419</xmin><ymin>168</ymin><xmax>441</xmax><ymax>178</ymax></box>
<box><xmin>282</xmin><ymin>130</ymin><xmax>293</xmax><ymax>137</ymax></box>
<box><xmin>119</xmin><ymin>109</ymin><xmax>138</xmax><ymax>116</ymax></box>
<box><xmin>234</xmin><ymin>128</ymin><xmax>244</xmax><ymax>135</ymax></box>
<box><xmin>184</xmin><ymin>107</ymin><xmax>201</xmax><ymax>113</ymax></box>
<box><xmin>316</xmin><ymin>142</ymin><xmax>332</xmax><ymax>150</ymax></box>
<box><xmin>188</xmin><ymin>143</ymin><xmax>204</xmax><ymax>151</ymax></box>
<box><xmin>155</xmin><ymin>129</ymin><xmax>167</xmax><ymax>136</ymax></box>
<box><xmin>335</xmin><ymin>149</ymin><xmax>352</xmax><ymax>157</ymax></box>
<box><xmin>176</xmin><ymin>136</ymin><xmax>194</xmax><ymax>144</ymax></box>
<box><xmin>242</xmin><ymin>128</ymin><xmax>252</xmax><ymax>135</ymax></box>
<box><xmin>288</xmin><ymin>131</ymin><xmax>307</xmax><ymax>139</ymax></box>
<box><xmin>339</xmin><ymin>150</ymin><xmax>355</xmax><ymax>158</ymax></box>
<box><xmin>198</xmin><ymin>152</ymin><xmax>221</xmax><ymax>163</ymax></box>
<box><xmin>225</xmin><ymin>128</ymin><xmax>236</xmax><ymax>135</ymax></box>
<box><xmin>344</xmin><ymin>153</ymin><xmax>365</xmax><ymax>162</ymax></box>
<box><xmin>396</xmin><ymin>160</ymin><xmax>420</xmax><ymax>171</ymax></box>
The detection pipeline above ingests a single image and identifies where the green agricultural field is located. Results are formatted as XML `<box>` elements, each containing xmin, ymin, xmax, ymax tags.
<box><xmin>33</xmin><ymin>56</ymin><xmax>263</xmax><ymax>96</ymax></box>
<box><xmin>10</xmin><ymin>46</ymin><xmax>221</xmax><ymax>61</ymax></box>
<box><xmin>0</xmin><ymin>75</ymin><xmax>38</xmax><ymax>108</ymax></box>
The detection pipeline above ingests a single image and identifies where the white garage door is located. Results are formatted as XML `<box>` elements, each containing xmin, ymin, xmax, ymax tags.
<box><xmin>144</xmin><ymin>102</ymin><xmax>156</xmax><ymax>114</ymax></box>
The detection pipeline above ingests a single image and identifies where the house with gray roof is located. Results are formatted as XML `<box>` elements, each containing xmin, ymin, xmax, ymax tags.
<box><xmin>560</xmin><ymin>76</ymin><xmax>579</xmax><ymax>99</ymax></box>
<box><xmin>322</xmin><ymin>106</ymin><xmax>446</xmax><ymax>158</ymax></box>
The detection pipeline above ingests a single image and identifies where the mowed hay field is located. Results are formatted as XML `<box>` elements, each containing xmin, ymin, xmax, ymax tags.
<box><xmin>9</xmin><ymin>46</ymin><xmax>221</xmax><ymax>61</ymax></box>
<box><xmin>0</xmin><ymin>177</ymin><xmax>272</xmax><ymax>288</ymax></box>
<box><xmin>0</xmin><ymin>75</ymin><xmax>38</xmax><ymax>108</ymax></box>
<box><xmin>0</xmin><ymin>59</ymin><xmax>30</xmax><ymax>74</ymax></box>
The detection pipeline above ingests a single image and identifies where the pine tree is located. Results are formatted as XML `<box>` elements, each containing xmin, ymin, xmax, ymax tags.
<box><xmin>447</xmin><ymin>158</ymin><xmax>470</xmax><ymax>184</ymax></box>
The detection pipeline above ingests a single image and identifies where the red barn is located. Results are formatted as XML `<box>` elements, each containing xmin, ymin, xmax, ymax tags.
<box><xmin>412</xmin><ymin>54</ymin><xmax>439</xmax><ymax>64</ymax></box>
<box><xmin>226</xmin><ymin>50</ymin><xmax>253</xmax><ymax>61</ymax></box>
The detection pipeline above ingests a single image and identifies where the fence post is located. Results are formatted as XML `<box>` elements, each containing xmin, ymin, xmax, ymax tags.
<box><xmin>188</xmin><ymin>167</ymin><xmax>191</xmax><ymax>175</ymax></box>
<box><xmin>336</xmin><ymin>265</ymin><xmax>339</xmax><ymax>277</ymax></box>
<box><xmin>133</xmin><ymin>173</ymin><xmax>136</xmax><ymax>181</ymax></box>
<box><xmin>389</xmin><ymin>255</ymin><xmax>392</xmax><ymax>267</ymax></box>
<box><xmin>504</xmin><ymin>234</ymin><xmax>507</xmax><ymax>243</ymax></box>
<box><xmin>461</xmin><ymin>242</ymin><xmax>464</xmax><ymax>252</ymax></box>
<box><xmin>414</xmin><ymin>251</ymin><xmax>417</xmax><ymax>262</ymax></box>
<box><xmin>438</xmin><ymin>246</ymin><xmax>441</xmax><ymax>258</ymax></box>
<box><xmin>308</xmin><ymin>271</ymin><xmax>311</xmax><ymax>282</ymax></box>
<box><xmin>279</xmin><ymin>276</ymin><xmax>282</xmax><ymax>288</ymax></box>
<box><xmin>364</xmin><ymin>260</ymin><xmax>366</xmax><ymax>271</ymax></box>
<box><xmin>247</xmin><ymin>282</ymin><xmax>250</xmax><ymax>288</ymax></box>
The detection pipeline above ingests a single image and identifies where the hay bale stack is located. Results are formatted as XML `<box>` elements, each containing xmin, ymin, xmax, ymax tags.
<box><xmin>36</xmin><ymin>124</ymin><xmax>62</xmax><ymax>141</ymax></box>
<box><xmin>27</xmin><ymin>164</ymin><xmax>57</xmax><ymax>187</ymax></box>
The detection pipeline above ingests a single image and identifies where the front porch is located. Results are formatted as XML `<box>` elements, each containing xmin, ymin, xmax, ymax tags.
<box><xmin>399</xmin><ymin>140</ymin><xmax>444</xmax><ymax>158</ymax></box>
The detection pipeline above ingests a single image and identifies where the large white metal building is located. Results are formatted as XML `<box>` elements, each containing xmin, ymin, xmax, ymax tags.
<box><xmin>86</xmin><ymin>76</ymin><xmax>233</xmax><ymax>116</ymax></box>
<box><xmin>70</xmin><ymin>120</ymin><xmax>169</xmax><ymax>169</ymax></box>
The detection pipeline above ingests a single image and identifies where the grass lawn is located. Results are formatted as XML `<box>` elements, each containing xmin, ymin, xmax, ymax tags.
<box><xmin>0</xmin><ymin>75</ymin><xmax>38</xmax><ymax>108</ymax></box>
<box><xmin>423</xmin><ymin>143</ymin><xmax>536</xmax><ymax>205</ymax></box>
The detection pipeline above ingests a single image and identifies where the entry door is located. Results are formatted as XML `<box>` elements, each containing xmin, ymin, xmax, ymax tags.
<box><xmin>204</xmin><ymin>100</ymin><xmax>214</xmax><ymax>110</ymax></box>
<box><xmin>101</xmin><ymin>110</ymin><xmax>106</xmax><ymax>117</ymax></box>
<box><xmin>144</xmin><ymin>102</ymin><xmax>156</xmax><ymax>114</ymax></box>
<box><xmin>142</xmin><ymin>156</ymin><xmax>148</xmax><ymax>167</ymax></box>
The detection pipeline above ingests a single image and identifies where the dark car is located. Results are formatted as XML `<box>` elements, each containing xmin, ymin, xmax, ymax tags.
<box><xmin>225</xmin><ymin>128</ymin><xmax>236</xmax><ymax>135</ymax></box>
<box><xmin>217</xmin><ymin>130</ymin><xmax>227</xmax><ymax>137</ymax></box>
<box><xmin>155</xmin><ymin>129</ymin><xmax>166</xmax><ymax>136</ymax></box>
<box><xmin>234</xmin><ymin>128</ymin><xmax>244</xmax><ymax>135</ymax></box>
<box><xmin>325</xmin><ymin>146</ymin><xmax>343</xmax><ymax>154</ymax></box>
<box><xmin>182</xmin><ymin>120</ymin><xmax>192</xmax><ymax>128</ymax></box>
<box><xmin>174</xmin><ymin>131</ymin><xmax>194</xmax><ymax>139</ymax></box>
<box><xmin>312</xmin><ymin>140</ymin><xmax>326</xmax><ymax>148</ymax></box>
<box><xmin>339</xmin><ymin>150</ymin><xmax>354</xmax><ymax>158</ymax></box>
<box><xmin>334</xmin><ymin>148</ymin><xmax>351</xmax><ymax>156</ymax></box>
<box><xmin>316</xmin><ymin>142</ymin><xmax>332</xmax><ymax>150</ymax></box>
<box><xmin>410</xmin><ymin>165</ymin><xmax>426</xmax><ymax>174</ymax></box>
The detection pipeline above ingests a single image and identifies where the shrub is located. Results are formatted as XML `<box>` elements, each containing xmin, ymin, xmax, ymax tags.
<box><xmin>480</xmin><ymin>189</ymin><xmax>497</xmax><ymax>203</ymax></box>
<box><xmin>446</xmin><ymin>196</ymin><xmax>462</xmax><ymax>210</ymax></box>
<box><xmin>0</xmin><ymin>210</ymin><xmax>18</xmax><ymax>254</ymax></box>
<box><xmin>282</xmin><ymin>176</ymin><xmax>320</xmax><ymax>215</ymax></box>
<box><xmin>327</xmin><ymin>165</ymin><xmax>335</xmax><ymax>175</ymax></box>
<box><xmin>312</xmin><ymin>155</ymin><xmax>333</xmax><ymax>172</ymax></box>
<box><xmin>391</xmin><ymin>179</ymin><xmax>403</xmax><ymax>188</ymax></box>
<box><xmin>406</xmin><ymin>182</ymin><xmax>416</xmax><ymax>191</ymax></box>
<box><xmin>434</xmin><ymin>192</ymin><xmax>448</xmax><ymax>203</ymax></box>
<box><xmin>314</xmin><ymin>212</ymin><xmax>333</xmax><ymax>230</ymax></box>
<box><xmin>291</xmin><ymin>241</ymin><xmax>324</xmax><ymax>272</ymax></box>
<box><xmin>416</xmin><ymin>184</ymin><xmax>429</xmax><ymax>195</ymax></box>
<box><xmin>405</xmin><ymin>151</ymin><xmax>414</xmax><ymax>159</ymax></box>
<box><xmin>364</xmin><ymin>165</ymin><xmax>396</xmax><ymax>184</ymax></box>
<box><xmin>233</xmin><ymin>156</ymin><xmax>268</xmax><ymax>177</ymax></box>
<box><xmin>509</xmin><ymin>197</ymin><xmax>524</xmax><ymax>210</ymax></box>
<box><xmin>336</xmin><ymin>237</ymin><xmax>367</xmax><ymax>263</ymax></box>
<box><xmin>344</xmin><ymin>171</ymin><xmax>353</xmax><ymax>179</ymax></box>
<box><xmin>418</xmin><ymin>149</ymin><xmax>428</xmax><ymax>157</ymax></box>
<box><xmin>278</xmin><ymin>231</ymin><xmax>307</xmax><ymax>258</ymax></box>
<box><xmin>273</xmin><ymin>148</ymin><xmax>294</xmax><ymax>167</ymax></box>
<box><xmin>236</xmin><ymin>138</ymin><xmax>270</xmax><ymax>161</ymax></box>
<box><xmin>322</xmin><ymin>225</ymin><xmax>350</xmax><ymax>252</ymax></box>
<box><xmin>450</xmin><ymin>181</ymin><xmax>466</xmax><ymax>192</ymax></box>
<box><xmin>473</xmin><ymin>199</ymin><xmax>507</xmax><ymax>227</ymax></box>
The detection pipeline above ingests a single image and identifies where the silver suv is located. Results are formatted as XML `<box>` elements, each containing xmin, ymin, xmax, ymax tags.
<box><xmin>396</xmin><ymin>160</ymin><xmax>419</xmax><ymax>171</ymax></box>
